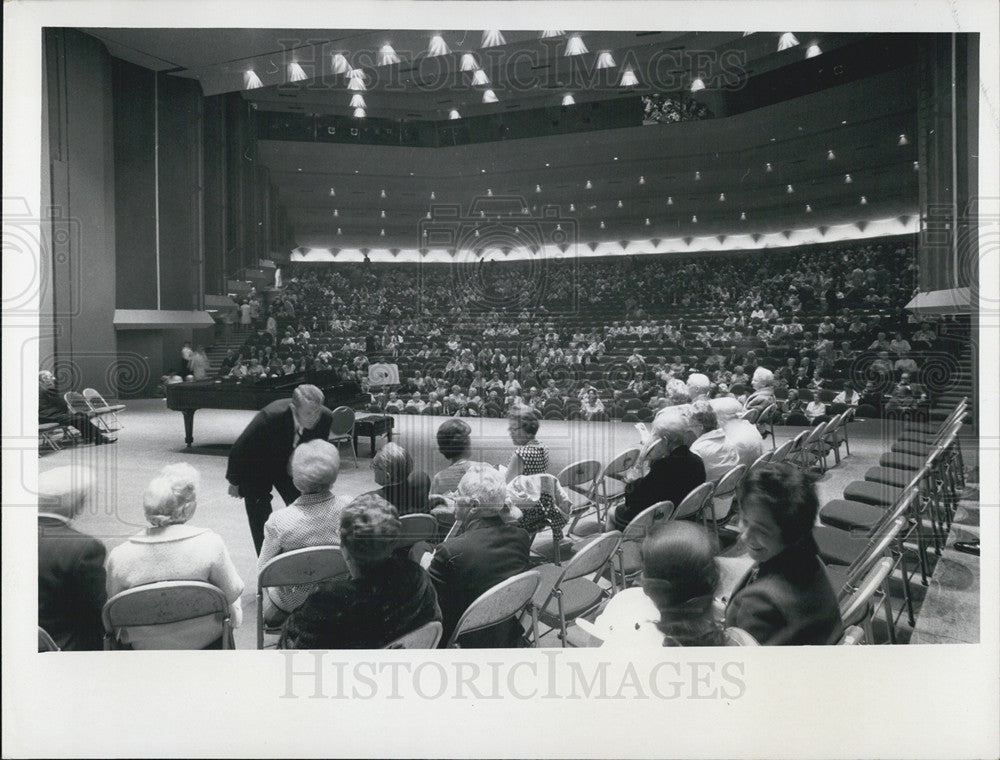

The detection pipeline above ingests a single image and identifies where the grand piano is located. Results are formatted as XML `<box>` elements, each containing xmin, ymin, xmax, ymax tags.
<box><xmin>166</xmin><ymin>370</ymin><xmax>364</xmax><ymax>447</ymax></box>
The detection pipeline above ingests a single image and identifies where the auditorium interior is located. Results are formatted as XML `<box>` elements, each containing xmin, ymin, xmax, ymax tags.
<box><xmin>33</xmin><ymin>27</ymin><xmax>987</xmax><ymax>652</ymax></box>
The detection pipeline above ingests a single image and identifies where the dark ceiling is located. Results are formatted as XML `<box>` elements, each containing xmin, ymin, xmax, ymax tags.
<box><xmin>84</xmin><ymin>28</ymin><xmax>923</xmax><ymax>250</ymax></box>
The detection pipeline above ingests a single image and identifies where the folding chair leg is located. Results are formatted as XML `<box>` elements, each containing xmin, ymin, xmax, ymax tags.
<box><xmin>880</xmin><ymin>583</ymin><xmax>896</xmax><ymax>645</ymax></box>
<box><xmin>256</xmin><ymin>591</ymin><xmax>264</xmax><ymax>649</ymax></box>
<box><xmin>897</xmin><ymin>543</ymin><xmax>916</xmax><ymax>627</ymax></box>
<box><xmin>556</xmin><ymin>590</ymin><xmax>567</xmax><ymax>647</ymax></box>
<box><xmin>528</xmin><ymin>602</ymin><xmax>539</xmax><ymax>647</ymax></box>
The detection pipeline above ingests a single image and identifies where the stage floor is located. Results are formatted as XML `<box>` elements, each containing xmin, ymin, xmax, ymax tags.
<box><xmin>37</xmin><ymin>399</ymin><xmax>979</xmax><ymax>648</ymax></box>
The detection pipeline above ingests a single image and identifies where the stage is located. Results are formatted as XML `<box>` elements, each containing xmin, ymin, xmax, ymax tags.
<box><xmin>37</xmin><ymin>399</ymin><xmax>980</xmax><ymax>648</ymax></box>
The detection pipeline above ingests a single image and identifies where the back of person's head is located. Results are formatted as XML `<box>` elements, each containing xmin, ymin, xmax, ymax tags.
<box><xmin>751</xmin><ymin>367</ymin><xmax>775</xmax><ymax>390</ymax></box>
<box><xmin>339</xmin><ymin>494</ymin><xmax>400</xmax><ymax>569</ymax></box>
<box><xmin>290</xmin><ymin>439</ymin><xmax>340</xmax><ymax>494</ymax></box>
<box><xmin>143</xmin><ymin>463</ymin><xmax>200</xmax><ymax>527</ymax></box>
<box><xmin>436</xmin><ymin>418</ymin><xmax>472</xmax><ymax>461</ymax></box>
<box><xmin>641</xmin><ymin>521</ymin><xmax>719</xmax><ymax>625</ymax></box>
<box><xmin>292</xmin><ymin>384</ymin><xmax>324</xmax><ymax>408</ymax></box>
<box><xmin>455</xmin><ymin>463</ymin><xmax>508</xmax><ymax>520</ymax></box>
<box><xmin>372</xmin><ymin>442</ymin><xmax>413</xmax><ymax>486</ymax></box>
<box><xmin>737</xmin><ymin>464</ymin><xmax>818</xmax><ymax>546</ymax></box>
<box><xmin>643</xmin><ymin>406</ymin><xmax>690</xmax><ymax>462</ymax></box>
<box><xmin>710</xmin><ymin>396</ymin><xmax>744</xmax><ymax>424</ymax></box>
<box><xmin>665</xmin><ymin>378</ymin><xmax>691</xmax><ymax>405</ymax></box>
<box><xmin>37</xmin><ymin>465</ymin><xmax>94</xmax><ymax>519</ymax></box>
<box><xmin>508</xmin><ymin>405</ymin><xmax>541</xmax><ymax>437</ymax></box>
<box><xmin>690</xmin><ymin>400</ymin><xmax>718</xmax><ymax>436</ymax></box>
<box><xmin>687</xmin><ymin>373</ymin><xmax>711</xmax><ymax>400</ymax></box>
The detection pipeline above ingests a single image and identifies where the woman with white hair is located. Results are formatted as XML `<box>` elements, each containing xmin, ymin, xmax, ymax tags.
<box><xmin>105</xmin><ymin>463</ymin><xmax>244</xmax><ymax>649</ymax></box>
<box><xmin>710</xmin><ymin>397</ymin><xmax>764</xmax><ymax>467</ymax></box>
<box><xmin>744</xmin><ymin>367</ymin><xmax>776</xmax><ymax>410</ymax></box>
<box><xmin>371</xmin><ymin>442</ymin><xmax>431</xmax><ymax>516</ymax></box>
<box><xmin>611</xmin><ymin>406</ymin><xmax>707</xmax><ymax>532</ymax></box>
<box><xmin>257</xmin><ymin>440</ymin><xmax>349</xmax><ymax>625</ymax></box>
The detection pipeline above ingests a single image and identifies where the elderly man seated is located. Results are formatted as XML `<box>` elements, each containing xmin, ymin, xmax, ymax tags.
<box><xmin>370</xmin><ymin>442</ymin><xmax>431</xmax><ymax>516</ymax></box>
<box><xmin>427</xmin><ymin>465</ymin><xmax>532</xmax><ymax>648</ymax></box>
<box><xmin>686</xmin><ymin>373</ymin><xmax>711</xmax><ymax>402</ymax></box>
<box><xmin>710</xmin><ymin>397</ymin><xmax>764</xmax><ymax>467</ymax></box>
<box><xmin>38</xmin><ymin>466</ymin><xmax>107</xmax><ymax>651</ymax></box>
<box><xmin>688</xmin><ymin>401</ymin><xmax>741</xmax><ymax>484</ymax></box>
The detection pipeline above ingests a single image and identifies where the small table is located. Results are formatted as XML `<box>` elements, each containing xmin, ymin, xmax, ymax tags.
<box><xmin>353</xmin><ymin>415</ymin><xmax>394</xmax><ymax>456</ymax></box>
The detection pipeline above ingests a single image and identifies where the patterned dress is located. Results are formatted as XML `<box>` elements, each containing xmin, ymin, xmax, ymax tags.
<box><xmin>513</xmin><ymin>440</ymin><xmax>568</xmax><ymax>541</ymax></box>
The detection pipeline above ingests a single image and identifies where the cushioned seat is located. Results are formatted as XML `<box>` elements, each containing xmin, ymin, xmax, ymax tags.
<box><xmin>825</xmin><ymin>563</ymin><xmax>849</xmax><ymax>596</ymax></box>
<box><xmin>530</xmin><ymin>565</ymin><xmax>606</xmax><ymax>627</ymax></box>
<box><xmin>897</xmin><ymin>432</ymin><xmax>938</xmax><ymax>445</ymax></box>
<box><xmin>819</xmin><ymin>499</ymin><xmax>886</xmax><ymax>532</ymax></box>
<box><xmin>864</xmin><ymin>466</ymin><xmax>914</xmax><ymax>488</ymax></box>
<box><xmin>879</xmin><ymin>452</ymin><xmax>926</xmax><ymax>471</ymax></box>
<box><xmin>843</xmin><ymin>480</ymin><xmax>902</xmax><ymax>507</ymax></box>
<box><xmin>814</xmin><ymin>526</ymin><xmax>868</xmax><ymax>566</ymax></box>
<box><xmin>890</xmin><ymin>441</ymin><xmax>931</xmax><ymax>456</ymax></box>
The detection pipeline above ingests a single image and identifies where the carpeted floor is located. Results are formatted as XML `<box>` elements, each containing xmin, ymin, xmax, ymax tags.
<box><xmin>38</xmin><ymin>400</ymin><xmax>979</xmax><ymax>648</ymax></box>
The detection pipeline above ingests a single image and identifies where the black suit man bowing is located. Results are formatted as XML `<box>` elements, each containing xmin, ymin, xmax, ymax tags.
<box><xmin>226</xmin><ymin>384</ymin><xmax>334</xmax><ymax>553</ymax></box>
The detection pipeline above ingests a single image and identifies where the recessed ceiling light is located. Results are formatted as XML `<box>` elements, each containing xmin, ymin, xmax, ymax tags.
<box><xmin>565</xmin><ymin>35</ymin><xmax>588</xmax><ymax>56</ymax></box>
<box><xmin>805</xmin><ymin>43</ymin><xmax>821</xmax><ymax>58</ymax></box>
<box><xmin>778</xmin><ymin>32</ymin><xmax>800</xmax><ymax>51</ymax></box>
<box><xmin>619</xmin><ymin>67</ymin><xmax>639</xmax><ymax>87</ymax></box>
<box><xmin>827</xmin><ymin>149</ymin><xmax>836</xmax><ymax>160</ymax></box>
<box><xmin>690</xmin><ymin>77</ymin><xmax>706</xmax><ymax>92</ymax></box>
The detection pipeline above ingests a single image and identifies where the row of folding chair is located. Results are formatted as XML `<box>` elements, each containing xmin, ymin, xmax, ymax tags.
<box><xmin>63</xmin><ymin>389</ymin><xmax>126</xmax><ymax>436</ymax></box>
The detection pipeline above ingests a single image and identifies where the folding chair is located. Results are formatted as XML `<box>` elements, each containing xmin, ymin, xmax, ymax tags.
<box><xmin>384</xmin><ymin>620</ymin><xmax>443</xmax><ymax>649</ymax></box>
<box><xmin>836</xmin><ymin>556</ymin><xmax>895</xmax><ymax>645</ymax></box>
<box><xmin>39</xmin><ymin>423</ymin><xmax>67</xmax><ymax>451</ymax></box>
<box><xmin>592</xmin><ymin>448</ymin><xmax>641</xmax><ymax>522</ymax></box>
<box><xmin>612</xmin><ymin>500</ymin><xmax>675</xmax><ymax>590</ymax></box>
<box><xmin>672</xmin><ymin>482</ymin><xmax>717</xmax><ymax>534</ymax></box>
<box><xmin>103</xmin><ymin>580</ymin><xmax>235</xmax><ymax>650</ymax></box>
<box><xmin>707</xmin><ymin>464</ymin><xmax>746</xmax><ymax>540</ymax></box>
<box><xmin>531</xmin><ymin>531</ymin><xmax>622</xmax><ymax>646</ymax></box>
<box><xmin>770</xmin><ymin>437</ymin><xmax>796</xmax><ymax>465</ymax></box>
<box><xmin>328</xmin><ymin>406</ymin><xmax>358</xmax><ymax>468</ymax></box>
<box><xmin>82</xmin><ymin>388</ymin><xmax>126</xmax><ymax>433</ymax></box>
<box><xmin>396</xmin><ymin>513</ymin><xmax>438</xmax><ymax>551</ymax></box>
<box><xmin>837</xmin><ymin>625</ymin><xmax>866</xmax><ymax>645</ymax></box>
<box><xmin>444</xmin><ymin>570</ymin><xmax>541</xmax><ymax>648</ymax></box>
<box><xmin>257</xmin><ymin>546</ymin><xmax>349</xmax><ymax>649</ymax></box>
<box><xmin>756</xmin><ymin>403</ymin><xmax>778</xmax><ymax>450</ymax></box>
<box><xmin>556</xmin><ymin>459</ymin><xmax>603</xmax><ymax>537</ymax></box>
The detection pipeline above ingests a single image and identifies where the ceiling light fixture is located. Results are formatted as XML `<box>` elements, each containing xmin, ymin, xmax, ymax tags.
<box><xmin>740</xmin><ymin>211</ymin><xmax>747</xmax><ymax>221</ymax></box>
<box><xmin>600</xmin><ymin>220</ymin><xmax>605</xmax><ymax>229</ymax></box>
<box><xmin>898</xmin><ymin>133</ymin><xmax>909</xmax><ymax>145</ymax></box>
<box><xmin>860</xmin><ymin>196</ymin><xmax>868</xmax><ymax>205</ymax></box>
<box><xmin>765</xmin><ymin>162</ymin><xmax>773</xmax><ymax>172</ymax></box>
<box><xmin>482</xmin><ymin>30</ymin><xmax>506</xmax><ymax>48</ymax></box>
<box><xmin>329</xmin><ymin>188</ymin><xmax>336</xmax><ymax>196</ymax></box>
<box><xmin>827</xmin><ymin>149</ymin><xmax>835</xmax><ymax>160</ymax></box>
<box><xmin>380</xmin><ymin>189</ymin><xmax>387</xmax><ymax>198</ymax></box>
<box><xmin>617</xmin><ymin>200</ymin><xmax>623</xmax><ymax>208</ymax></box>
<box><xmin>667</xmin><ymin>196</ymin><xmax>673</xmax><ymax>205</ymax></box>
<box><xmin>562</xmin><ymin>94</ymin><xmax>576</xmax><ymax>106</ymax></box>
<box><xmin>844</xmin><ymin>173</ymin><xmax>853</xmax><ymax>183</ymax></box>
<box><xmin>585</xmin><ymin>180</ymin><xmax>593</xmax><ymax>189</ymax></box>
<box><xmin>347</xmin><ymin>69</ymin><xmax>366</xmax><ymax>91</ymax></box>
<box><xmin>333</xmin><ymin>209</ymin><xmax>338</xmax><ymax>217</ymax></box>
<box><xmin>471</xmin><ymin>69</ymin><xmax>490</xmax><ymax>86</ymax></box>
<box><xmin>778</xmin><ymin>32</ymin><xmax>800</xmax><ymax>51</ymax></box>
<box><xmin>380</xmin><ymin>228</ymin><xmax>386</xmax><ymax>236</ymax></box>
<box><xmin>690</xmin><ymin>77</ymin><xmax>706</xmax><ymax>92</ymax></box>
<box><xmin>619</xmin><ymin>67</ymin><xmax>639</xmax><ymax>87</ymax></box>
<box><xmin>244</xmin><ymin>70</ymin><xmax>263</xmax><ymax>89</ymax></box>
<box><xmin>380</xmin><ymin>210</ymin><xmax>386</xmax><ymax>218</ymax></box>
<box><xmin>352</xmin><ymin>107</ymin><xmax>366</xmax><ymax>118</ymax></box>
<box><xmin>569</xmin><ymin>204</ymin><xmax>575</xmax><ymax>212</ymax></box>
<box><xmin>644</xmin><ymin>218</ymin><xmax>651</xmax><ymax>226</ymax></box>
<box><xmin>596</xmin><ymin>51</ymin><xmax>616</xmax><ymax>69</ymax></box>
<box><xmin>786</xmin><ymin>184</ymin><xmax>794</xmax><ymax>193</ymax></box>
<box><xmin>350</xmin><ymin>94</ymin><xmax>366</xmax><ymax>109</ymax></box>
<box><xmin>805</xmin><ymin>44</ymin><xmax>822</xmax><ymax>58</ymax></box>
<box><xmin>428</xmin><ymin>35</ymin><xmax>451</xmax><ymax>57</ymax></box>
<box><xmin>482</xmin><ymin>89</ymin><xmax>499</xmax><ymax>103</ymax></box>
<box><xmin>806</xmin><ymin>204</ymin><xmax>813</xmax><ymax>212</ymax></box>
<box><xmin>565</xmin><ymin>35</ymin><xmax>588</xmax><ymax>56</ymax></box>
<box><xmin>331</xmin><ymin>54</ymin><xmax>350</xmax><ymax>75</ymax></box>
<box><xmin>541</xmin><ymin>31</ymin><xmax>565</xmax><ymax>38</ymax></box>
<box><xmin>378</xmin><ymin>44</ymin><xmax>399</xmax><ymax>66</ymax></box>
<box><xmin>913</xmin><ymin>161</ymin><xmax>920</xmax><ymax>171</ymax></box>
<box><xmin>288</xmin><ymin>62</ymin><xmax>308</xmax><ymax>82</ymax></box>
<box><xmin>430</xmin><ymin>191</ymin><xmax>436</xmax><ymax>200</ymax></box>
<box><xmin>691</xmin><ymin>215</ymin><xmax>698</xmax><ymax>223</ymax></box>
<box><xmin>719</xmin><ymin>192</ymin><xmax>726</xmax><ymax>201</ymax></box>
<box><xmin>460</xmin><ymin>53</ymin><xmax>479</xmax><ymax>71</ymax></box>
<box><xmin>449</xmin><ymin>109</ymin><xmax>461</xmax><ymax>120</ymax></box>
<box><xmin>694</xmin><ymin>171</ymin><xmax>701</xmax><ymax>180</ymax></box>
<box><xmin>337</xmin><ymin>227</ymin><xmax>342</xmax><ymax>235</ymax></box>
<box><xmin>536</xmin><ymin>184</ymin><xmax>542</xmax><ymax>193</ymax></box>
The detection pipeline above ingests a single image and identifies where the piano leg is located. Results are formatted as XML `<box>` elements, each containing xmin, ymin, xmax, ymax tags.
<box><xmin>182</xmin><ymin>410</ymin><xmax>196</xmax><ymax>447</ymax></box>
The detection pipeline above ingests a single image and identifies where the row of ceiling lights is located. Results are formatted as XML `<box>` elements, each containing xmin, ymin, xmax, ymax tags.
<box><xmin>249</xmin><ymin>31</ymin><xmax>824</xmax><ymax>118</ymax></box>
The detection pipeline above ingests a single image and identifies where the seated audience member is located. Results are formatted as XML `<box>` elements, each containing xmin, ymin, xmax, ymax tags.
<box><xmin>885</xmin><ymin>373</ymin><xmax>924</xmax><ymax>417</ymax></box>
<box><xmin>38</xmin><ymin>370</ymin><xmax>113</xmax><ymax>445</ymax></box>
<box><xmin>279</xmin><ymin>494</ymin><xmax>441</xmax><ymax>649</ymax></box>
<box><xmin>689</xmin><ymin>401</ymin><xmax>741</xmax><ymax>483</ymax></box>
<box><xmin>590</xmin><ymin>522</ymin><xmax>724</xmax><ymax>647</ymax></box>
<box><xmin>889</xmin><ymin>332</ymin><xmax>911</xmax><ymax>356</ymax></box>
<box><xmin>803</xmin><ymin>391</ymin><xmax>828</xmax><ymax>423</ymax></box>
<box><xmin>782</xmin><ymin>389</ymin><xmax>809</xmax><ymax>425</ymax></box>
<box><xmin>105</xmin><ymin>464</ymin><xmax>244</xmax><ymax>649</ymax></box>
<box><xmin>428</xmin><ymin>466</ymin><xmax>532</xmax><ymax>648</ymax></box>
<box><xmin>503</xmin><ymin>406</ymin><xmax>549</xmax><ymax>482</ymax></box>
<box><xmin>868</xmin><ymin>332</ymin><xmax>891</xmax><ymax>352</ymax></box>
<box><xmin>431</xmin><ymin>418</ymin><xmax>491</xmax><ymax>497</ymax></box>
<box><xmin>581</xmin><ymin>388</ymin><xmax>606</xmax><ymax>420</ymax></box>
<box><xmin>710</xmin><ymin>397</ymin><xmax>764</xmax><ymax>466</ymax></box>
<box><xmin>218</xmin><ymin>349</ymin><xmax>238</xmax><ymax>377</ymax></box>
<box><xmin>686</xmin><ymin>373</ymin><xmax>711</xmax><ymax>402</ymax></box>
<box><xmin>425</xmin><ymin>392</ymin><xmax>444</xmax><ymax>415</ymax></box>
<box><xmin>894</xmin><ymin>351</ymin><xmax>919</xmax><ymax>375</ymax></box>
<box><xmin>371</xmin><ymin>442</ymin><xmax>431</xmax><ymax>516</ymax></box>
<box><xmin>664</xmin><ymin>378</ymin><xmax>692</xmax><ymax>406</ymax></box>
<box><xmin>832</xmin><ymin>382</ymin><xmax>860</xmax><ymax>408</ymax></box>
<box><xmin>383</xmin><ymin>392</ymin><xmax>405</xmax><ymax>414</ymax></box>
<box><xmin>404</xmin><ymin>392</ymin><xmax>426</xmax><ymax>414</ymax></box>
<box><xmin>257</xmin><ymin>440</ymin><xmax>348</xmax><ymax>625</ymax></box>
<box><xmin>37</xmin><ymin>466</ymin><xmax>107</xmax><ymax>651</ymax></box>
<box><xmin>612</xmin><ymin>407</ymin><xmax>706</xmax><ymax>532</ymax></box>
<box><xmin>725</xmin><ymin>465</ymin><xmax>844</xmax><ymax>645</ymax></box>
<box><xmin>911</xmin><ymin>323</ymin><xmax>936</xmax><ymax>348</ymax></box>
<box><xmin>744</xmin><ymin>367</ymin><xmax>776</xmax><ymax>410</ymax></box>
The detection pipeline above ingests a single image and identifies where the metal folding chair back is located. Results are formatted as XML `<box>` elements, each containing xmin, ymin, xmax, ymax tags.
<box><xmin>445</xmin><ymin>570</ymin><xmax>541</xmax><ymax>648</ymax></box>
<box><xmin>396</xmin><ymin>514</ymin><xmax>438</xmax><ymax>550</ymax></box>
<box><xmin>257</xmin><ymin>546</ymin><xmax>349</xmax><ymax>648</ymax></box>
<box><xmin>328</xmin><ymin>406</ymin><xmax>358</xmax><ymax>467</ymax></box>
<box><xmin>384</xmin><ymin>620</ymin><xmax>443</xmax><ymax>649</ymax></box>
<box><xmin>614</xmin><ymin>501</ymin><xmax>674</xmax><ymax>589</ymax></box>
<box><xmin>673</xmin><ymin>481</ymin><xmax>716</xmax><ymax>524</ymax></box>
<box><xmin>722</xmin><ymin>627</ymin><xmax>760</xmax><ymax>646</ymax></box>
<box><xmin>103</xmin><ymin>580</ymin><xmax>234</xmax><ymax>650</ymax></box>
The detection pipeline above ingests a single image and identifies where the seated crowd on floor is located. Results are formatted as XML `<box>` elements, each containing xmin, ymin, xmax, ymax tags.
<box><xmin>191</xmin><ymin>237</ymin><xmax>960</xmax><ymax>423</ymax></box>
<box><xmin>40</xmin><ymin>379</ymin><xmax>848</xmax><ymax>650</ymax></box>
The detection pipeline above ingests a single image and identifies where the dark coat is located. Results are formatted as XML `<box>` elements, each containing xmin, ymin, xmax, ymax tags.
<box><xmin>725</xmin><ymin>536</ymin><xmax>845</xmax><ymax>645</ymax></box>
<box><xmin>614</xmin><ymin>445</ymin><xmax>707</xmax><ymax>531</ymax></box>
<box><xmin>429</xmin><ymin>515</ymin><xmax>532</xmax><ymax>648</ymax></box>
<box><xmin>38</xmin><ymin>516</ymin><xmax>107</xmax><ymax>651</ymax></box>
<box><xmin>377</xmin><ymin>471</ymin><xmax>432</xmax><ymax>516</ymax></box>
<box><xmin>279</xmin><ymin>555</ymin><xmax>440</xmax><ymax>649</ymax></box>
<box><xmin>226</xmin><ymin>399</ymin><xmax>334</xmax><ymax>495</ymax></box>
